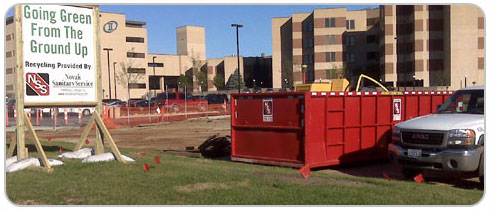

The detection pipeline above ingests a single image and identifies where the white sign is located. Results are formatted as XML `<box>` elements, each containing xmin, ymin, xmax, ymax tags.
<box><xmin>393</xmin><ymin>98</ymin><xmax>402</xmax><ymax>121</ymax></box>
<box><xmin>22</xmin><ymin>5</ymin><xmax>96</xmax><ymax>104</ymax></box>
<box><xmin>262</xmin><ymin>98</ymin><xmax>273</xmax><ymax>122</ymax></box>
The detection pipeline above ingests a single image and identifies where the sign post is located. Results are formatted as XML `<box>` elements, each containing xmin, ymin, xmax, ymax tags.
<box><xmin>10</xmin><ymin>5</ymin><xmax>126</xmax><ymax>172</ymax></box>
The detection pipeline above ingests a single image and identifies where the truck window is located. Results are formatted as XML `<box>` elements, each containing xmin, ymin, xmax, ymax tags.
<box><xmin>168</xmin><ymin>93</ymin><xmax>176</xmax><ymax>99</ymax></box>
<box><xmin>438</xmin><ymin>90</ymin><xmax>484</xmax><ymax>114</ymax></box>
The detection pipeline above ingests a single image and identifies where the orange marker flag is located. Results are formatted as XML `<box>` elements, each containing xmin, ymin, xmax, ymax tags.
<box><xmin>85</xmin><ymin>139</ymin><xmax>90</xmax><ymax>145</ymax></box>
<box><xmin>59</xmin><ymin>146</ymin><xmax>63</xmax><ymax>153</ymax></box>
<box><xmin>299</xmin><ymin>166</ymin><xmax>311</xmax><ymax>179</ymax></box>
<box><xmin>383</xmin><ymin>171</ymin><xmax>392</xmax><ymax>181</ymax></box>
<box><xmin>143</xmin><ymin>163</ymin><xmax>150</xmax><ymax>172</ymax></box>
<box><xmin>414</xmin><ymin>173</ymin><xmax>425</xmax><ymax>183</ymax></box>
<box><xmin>154</xmin><ymin>156</ymin><xmax>160</xmax><ymax>165</ymax></box>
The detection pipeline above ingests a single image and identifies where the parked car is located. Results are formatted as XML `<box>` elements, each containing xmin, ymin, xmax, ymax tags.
<box><xmin>389</xmin><ymin>86</ymin><xmax>484</xmax><ymax>184</ymax></box>
<box><xmin>201</xmin><ymin>94</ymin><xmax>228</xmax><ymax>104</ymax></box>
<box><xmin>107</xmin><ymin>100</ymin><xmax>125</xmax><ymax>107</ymax></box>
<box><xmin>103</xmin><ymin>99</ymin><xmax>122</xmax><ymax>105</ymax></box>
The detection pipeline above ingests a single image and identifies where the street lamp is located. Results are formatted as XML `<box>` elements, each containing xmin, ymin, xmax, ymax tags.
<box><xmin>412</xmin><ymin>75</ymin><xmax>416</xmax><ymax>91</ymax></box>
<box><xmin>103</xmin><ymin>48</ymin><xmax>113</xmax><ymax>99</ymax></box>
<box><xmin>231</xmin><ymin>23</ymin><xmax>243</xmax><ymax>93</ymax></box>
<box><xmin>301</xmin><ymin>64</ymin><xmax>308</xmax><ymax>84</ymax></box>
<box><xmin>152</xmin><ymin>56</ymin><xmax>157</xmax><ymax>96</ymax></box>
<box><xmin>113</xmin><ymin>62</ymin><xmax>117</xmax><ymax>99</ymax></box>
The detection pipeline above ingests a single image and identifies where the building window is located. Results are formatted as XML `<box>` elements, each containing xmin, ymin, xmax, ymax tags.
<box><xmin>367</xmin><ymin>51</ymin><xmax>379</xmax><ymax>61</ymax></box>
<box><xmin>6</xmin><ymin>68</ymin><xmax>13</xmax><ymax>74</ymax></box>
<box><xmin>128</xmin><ymin>83</ymin><xmax>146</xmax><ymax>89</ymax></box>
<box><xmin>367</xmin><ymin>35</ymin><xmax>378</xmax><ymax>44</ymax></box>
<box><xmin>127</xmin><ymin>52</ymin><xmax>145</xmax><ymax>58</ymax></box>
<box><xmin>148</xmin><ymin>62</ymin><xmax>164</xmax><ymax>67</ymax></box>
<box><xmin>326</xmin><ymin>52</ymin><xmax>336</xmax><ymax>62</ymax></box>
<box><xmin>6</xmin><ymin>34</ymin><xmax>11</xmax><ymax>41</ymax></box>
<box><xmin>127</xmin><ymin>68</ymin><xmax>146</xmax><ymax>74</ymax></box>
<box><xmin>303</xmin><ymin>38</ymin><xmax>313</xmax><ymax>48</ymax></box>
<box><xmin>6</xmin><ymin>51</ymin><xmax>12</xmax><ymax>58</ymax></box>
<box><xmin>126</xmin><ymin>37</ymin><xmax>145</xmax><ymax>43</ymax></box>
<box><xmin>344</xmin><ymin>53</ymin><xmax>355</xmax><ymax>63</ymax></box>
<box><xmin>367</xmin><ymin>18</ymin><xmax>377</xmax><ymax>26</ymax></box>
<box><xmin>346</xmin><ymin>20</ymin><xmax>355</xmax><ymax>30</ymax></box>
<box><xmin>326</xmin><ymin>35</ymin><xmax>337</xmax><ymax>45</ymax></box>
<box><xmin>325</xmin><ymin>18</ymin><xmax>336</xmax><ymax>28</ymax></box>
<box><xmin>327</xmin><ymin>69</ymin><xmax>337</xmax><ymax>79</ymax></box>
<box><xmin>345</xmin><ymin>36</ymin><xmax>355</xmax><ymax>46</ymax></box>
<box><xmin>303</xmin><ymin>54</ymin><xmax>313</xmax><ymax>65</ymax></box>
<box><xmin>6</xmin><ymin>85</ymin><xmax>13</xmax><ymax>91</ymax></box>
<box><xmin>302</xmin><ymin>21</ymin><xmax>313</xmax><ymax>32</ymax></box>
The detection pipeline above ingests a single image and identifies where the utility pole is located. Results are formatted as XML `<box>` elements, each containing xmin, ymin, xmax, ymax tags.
<box><xmin>103</xmin><ymin>48</ymin><xmax>113</xmax><ymax>99</ymax></box>
<box><xmin>231</xmin><ymin>24</ymin><xmax>243</xmax><ymax>93</ymax></box>
<box><xmin>113</xmin><ymin>62</ymin><xmax>117</xmax><ymax>99</ymax></box>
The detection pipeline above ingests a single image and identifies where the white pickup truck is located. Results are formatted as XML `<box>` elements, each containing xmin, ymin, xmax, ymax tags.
<box><xmin>389</xmin><ymin>86</ymin><xmax>484</xmax><ymax>184</ymax></box>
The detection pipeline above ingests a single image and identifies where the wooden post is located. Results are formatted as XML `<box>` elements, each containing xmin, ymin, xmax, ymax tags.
<box><xmin>14</xmin><ymin>5</ymin><xmax>26</xmax><ymax>160</ymax></box>
<box><xmin>24</xmin><ymin>112</ymin><xmax>51</xmax><ymax>169</ymax></box>
<box><xmin>94</xmin><ymin>6</ymin><xmax>104</xmax><ymax>155</ymax></box>
<box><xmin>7</xmin><ymin>131</ymin><xmax>16</xmax><ymax>158</ymax></box>
<box><xmin>93</xmin><ymin>111</ymin><xmax>126</xmax><ymax>163</ymax></box>
<box><xmin>74</xmin><ymin>114</ymin><xmax>96</xmax><ymax>151</ymax></box>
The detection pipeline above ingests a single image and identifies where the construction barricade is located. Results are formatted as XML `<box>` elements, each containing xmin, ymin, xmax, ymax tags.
<box><xmin>230</xmin><ymin>91</ymin><xmax>452</xmax><ymax>175</ymax></box>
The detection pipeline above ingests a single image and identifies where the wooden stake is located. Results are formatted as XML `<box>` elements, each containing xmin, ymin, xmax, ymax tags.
<box><xmin>28</xmin><ymin>166</ymin><xmax>54</xmax><ymax>173</ymax></box>
<box><xmin>7</xmin><ymin>131</ymin><xmax>17</xmax><ymax>158</ymax></box>
<box><xmin>24</xmin><ymin>112</ymin><xmax>51</xmax><ymax>169</ymax></box>
<box><xmin>93</xmin><ymin>111</ymin><xmax>126</xmax><ymax>164</ymax></box>
<box><xmin>74</xmin><ymin>114</ymin><xmax>96</xmax><ymax>151</ymax></box>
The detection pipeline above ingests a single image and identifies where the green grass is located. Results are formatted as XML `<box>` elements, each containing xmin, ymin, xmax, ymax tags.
<box><xmin>6</xmin><ymin>141</ymin><xmax>484</xmax><ymax>205</ymax></box>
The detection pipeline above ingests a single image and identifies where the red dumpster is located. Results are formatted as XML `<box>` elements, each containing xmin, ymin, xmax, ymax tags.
<box><xmin>231</xmin><ymin>91</ymin><xmax>452</xmax><ymax>175</ymax></box>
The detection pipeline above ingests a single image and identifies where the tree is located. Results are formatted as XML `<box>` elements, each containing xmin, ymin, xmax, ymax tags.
<box><xmin>282</xmin><ymin>57</ymin><xmax>294</xmax><ymax>88</ymax></box>
<box><xmin>177</xmin><ymin>74</ymin><xmax>192</xmax><ymax>92</ymax></box>
<box><xmin>115</xmin><ymin>59</ymin><xmax>145</xmax><ymax>124</ymax></box>
<box><xmin>190</xmin><ymin>54</ymin><xmax>206</xmax><ymax>92</ymax></box>
<box><xmin>226</xmin><ymin>69</ymin><xmax>247</xmax><ymax>90</ymax></box>
<box><xmin>213</xmin><ymin>74</ymin><xmax>225</xmax><ymax>90</ymax></box>
<box><xmin>197</xmin><ymin>70</ymin><xmax>208</xmax><ymax>91</ymax></box>
<box><xmin>115</xmin><ymin>60</ymin><xmax>145</xmax><ymax>101</ymax></box>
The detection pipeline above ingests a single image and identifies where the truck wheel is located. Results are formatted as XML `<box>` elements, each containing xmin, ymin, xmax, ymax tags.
<box><xmin>172</xmin><ymin>104</ymin><xmax>180</xmax><ymax>113</ymax></box>
<box><xmin>83</xmin><ymin>109</ymin><xmax>91</xmax><ymax>116</ymax></box>
<box><xmin>401</xmin><ymin>167</ymin><xmax>422</xmax><ymax>179</ymax></box>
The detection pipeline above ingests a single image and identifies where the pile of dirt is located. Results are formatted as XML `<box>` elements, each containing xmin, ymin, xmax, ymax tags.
<box><xmin>198</xmin><ymin>135</ymin><xmax>231</xmax><ymax>158</ymax></box>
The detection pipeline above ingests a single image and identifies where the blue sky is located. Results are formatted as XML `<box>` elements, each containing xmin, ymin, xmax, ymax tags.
<box><xmin>7</xmin><ymin>5</ymin><xmax>378</xmax><ymax>58</ymax></box>
<box><xmin>99</xmin><ymin>5</ymin><xmax>377</xmax><ymax>58</ymax></box>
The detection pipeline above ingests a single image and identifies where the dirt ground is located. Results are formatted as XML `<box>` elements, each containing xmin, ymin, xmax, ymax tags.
<box><xmin>9</xmin><ymin>115</ymin><xmax>230</xmax><ymax>151</ymax></box>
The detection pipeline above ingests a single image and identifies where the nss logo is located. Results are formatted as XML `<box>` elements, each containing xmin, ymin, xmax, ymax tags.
<box><xmin>26</xmin><ymin>73</ymin><xmax>50</xmax><ymax>96</ymax></box>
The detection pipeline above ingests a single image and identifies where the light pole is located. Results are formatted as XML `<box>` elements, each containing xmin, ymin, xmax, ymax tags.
<box><xmin>152</xmin><ymin>56</ymin><xmax>157</xmax><ymax>96</ymax></box>
<box><xmin>412</xmin><ymin>75</ymin><xmax>416</xmax><ymax>91</ymax></box>
<box><xmin>113</xmin><ymin>62</ymin><xmax>117</xmax><ymax>99</ymax></box>
<box><xmin>103</xmin><ymin>48</ymin><xmax>113</xmax><ymax>99</ymax></box>
<box><xmin>231</xmin><ymin>24</ymin><xmax>243</xmax><ymax>93</ymax></box>
<box><xmin>301</xmin><ymin>64</ymin><xmax>307</xmax><ymax>84</ymax></box>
